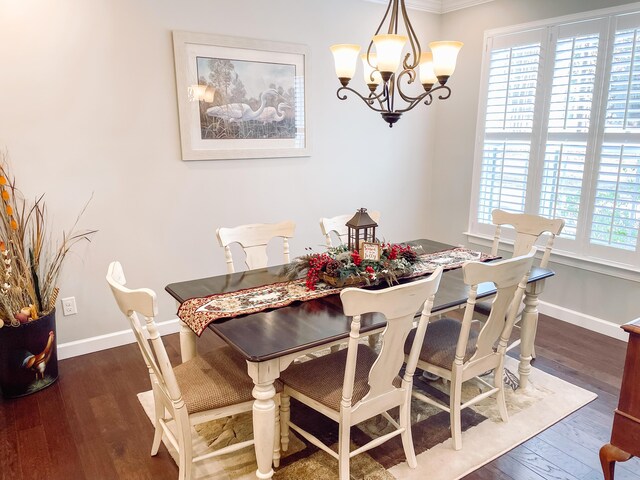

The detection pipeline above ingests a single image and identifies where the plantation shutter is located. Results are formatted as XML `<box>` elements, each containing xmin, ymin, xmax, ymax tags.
<box><xmin>476</xmin><ymin>30</ymin><xmax>545</xmax><ymax>227</ymax></box>
<box><xmin>590</xmin><ymin>14</ymin><xmax>640</xmax><ymax>254</ymax></box>
<box><xmin>538</xmin><ymin>20</ymin><xmax>605</xmax><ymax>241</ymax></box>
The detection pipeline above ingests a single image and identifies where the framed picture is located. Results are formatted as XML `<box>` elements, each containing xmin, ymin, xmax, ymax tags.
<box><xmin>172</xmin><ymin>31</ymin><xmax>310</xmax><ymax>161</ymax></box>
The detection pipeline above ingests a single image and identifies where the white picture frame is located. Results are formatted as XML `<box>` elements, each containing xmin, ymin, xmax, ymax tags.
<box><xmin>172</xmin><ymin>31</ymin><xmax>310</xmax><ymax>161</ymax></box>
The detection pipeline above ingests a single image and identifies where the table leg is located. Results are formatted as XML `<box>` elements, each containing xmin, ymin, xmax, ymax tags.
<box><xmin>247</xmin><ymin>360</ymin><xmax>280</xmax><ymax>480</ymax></box>
<box><xmin>179</xmin><ymin>319</ymin><xmax>197</xmax><ymax>363</ymax></box>
<box><xmin>518</xmin><ymin>280</ymin><xmax>544</xmax><ymax>391</ymax></box>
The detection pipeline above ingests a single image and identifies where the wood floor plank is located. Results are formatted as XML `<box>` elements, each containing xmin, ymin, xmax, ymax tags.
<box><xmin>0</xmin><ymin>397</ymin><xmax>21</xmax><ymax>480</ymax></box>
<box><xmin>508</xmin><ymin>444</ymin><xmax>582</xmax><ymax>480</ymax></box>
<box><xmin>17</xmin><ymin>425</ymin><xmax>52</xmax><ymax>479</ymax></box>
<box><xmin>522</xmin><ymin>436</ymin><xmax>593</xmax><ymax>479</ymax></box>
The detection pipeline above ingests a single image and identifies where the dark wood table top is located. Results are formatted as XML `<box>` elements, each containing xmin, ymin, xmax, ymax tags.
<box><xmin>166</xmin><ymin>239</ymin><xmax>554</xmax><ymax>362</ymax></box>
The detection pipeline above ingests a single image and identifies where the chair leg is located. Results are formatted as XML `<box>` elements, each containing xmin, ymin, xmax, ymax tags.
<box><xmin>280</xmin><ymin>393</ymin><xmax>290</xmax><ymax>452</ymax></box>
<box><xmin>151</xmin><ymin>385</ymin><xmax>163</xmax><ymax>456</ymax></box>
<box><xmin>273</xmin><ymin>403</ymin><xmax>281</xmax><ymax>468</ymax></box>
<box><xmin>399</xmin><ymin>399</ymin><xmax>417</xmax><ymax>468</ymax></box>
<box><xmin>450</xmin><ymin>370</ymin><xmax>463</xmax><ymax>451</ymax></box>
<box><xmin>176</xmin><ymin>411</ymin><xmax>193</xmax><ymax>480</ymax></box>
<box><xmin>338</xmin><ymin>422</ymin><xmax>351</xmax><ymax>480</ymax></box>
<box><xmin>495</xmin><ymin>366</ymin><xmax>509</xmax><ymax>423</ymax></box>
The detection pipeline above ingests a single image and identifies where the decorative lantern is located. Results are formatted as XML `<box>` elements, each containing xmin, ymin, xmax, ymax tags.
<box><xmin>346</xmin><ymin>208</ymin><xmax>378</xmax><ymax>251</ymax></box>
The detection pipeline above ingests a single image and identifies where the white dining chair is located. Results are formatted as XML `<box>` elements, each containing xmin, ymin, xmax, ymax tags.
<box><xmin>320</xmin><ymin>211</ymin><xmax>381</xmax><ymax>248</ymax></box>
<box><xmin>489</xmin><ymin>209</ymin><xmax>565</xmax><ymax>268</ymax></box>
<box><xmin>475</xmin><ymin>209</ymin><xmax>565</xmax><ymax>353</ymax></box>
<box><xmin>216</xmin><ymin>220</ymin><xmax>296</xmax><ymax>273</ymax></box>
<box><xmin>279</xmin><ymin>267</ymin><xmax>443</xmax><ymax>480</ymax></box>
<box><xmin>106</xmin><ymin>261</ymin><xmax>282</xmax><ymax>480</ymax></box>
<box><xmin>406</xmin><ymin>249</ymin><xmax>535</xmax><ymax>450</ymax></box>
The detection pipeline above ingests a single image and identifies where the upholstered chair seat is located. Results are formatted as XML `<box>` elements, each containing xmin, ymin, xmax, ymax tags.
<box><xmin>404</xmin><ymin>318</ymin><xmax>479</xmax><ymax>370</ymax></box>
<box><xmin>280</xmin><ymin>344</ymin><xmax>401</xmax><ymax>412</ymax></box>
<box><xmin>174</xmin><ymin>346</ymin><xmax>283</xmax><ymax>414</ymax></box>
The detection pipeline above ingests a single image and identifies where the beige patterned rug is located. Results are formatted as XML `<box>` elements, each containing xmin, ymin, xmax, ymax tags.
<box><xmin>137</xmin><ymin>355</ymin><xmax>596</xmax><ymax>479</ymax></box>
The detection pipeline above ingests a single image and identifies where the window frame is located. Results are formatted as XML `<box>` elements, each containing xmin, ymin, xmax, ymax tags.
<box><xmin>468</xmin><ymin>2</ymin><xmax>640</xmax><ymax>271</ymax></box>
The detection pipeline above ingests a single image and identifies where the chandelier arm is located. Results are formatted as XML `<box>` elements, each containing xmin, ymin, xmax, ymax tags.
<box><xmin>394</xmin><ymin>85</ymin><xmax>452</xmax><ymax>113</ymax></box>
<box><xmin>376</xmin><ymin>0</ymin><xmax>394</xmax><ymax>36</ymax></box>
<box><xmin>423</xmin><ymin>93</ymin><xmax>434</xmax><ymax>106</ymax></box>
<box><xmin>433</xmin><ymin>85</ymin><xmax>452</xmax><ymax>101</ymax></box>
<box><xmin>400</xmin><ymin>0</ymin><xmax>421</xmax><ymax>70</ymax></box>
<box><xmin>336</xmin><ymin>86</ymin><xmax>388</xmax><ymax>113</ymax></box>
<box><xmin>395</xmin><ymin>69</ymin><xmax>419</xmax><ymax>103</ymax></box>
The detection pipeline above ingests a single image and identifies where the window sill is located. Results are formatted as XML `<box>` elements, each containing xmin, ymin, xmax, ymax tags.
<box><xmin>464</xmin><ymin>231</ymin><xmax>640</xmax><ymax>283</ymax></box>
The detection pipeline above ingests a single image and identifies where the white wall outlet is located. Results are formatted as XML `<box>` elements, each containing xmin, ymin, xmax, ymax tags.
<box><xmin>61</xmin><ymin>297</ymin><xmax>78</xmax><ymax>316</ymax></box>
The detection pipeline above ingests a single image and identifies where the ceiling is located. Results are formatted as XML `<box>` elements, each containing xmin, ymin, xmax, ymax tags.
<box><xmin>364</xmin><ymin>0</ymin><xmax>495</xmax><ymax>14</ymax></box>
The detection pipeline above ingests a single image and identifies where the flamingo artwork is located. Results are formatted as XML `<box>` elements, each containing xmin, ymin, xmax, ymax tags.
<box><xmin>206</xmin><ymin>89</ymin><xmax>279</xmax><ymax>123</ymax></box>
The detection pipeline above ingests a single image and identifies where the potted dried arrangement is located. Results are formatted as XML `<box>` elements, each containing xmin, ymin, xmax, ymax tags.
<box><xmin>0</xmin><ymin>154</ymin><xmax>95</xmax><ymax>398</ymax></box>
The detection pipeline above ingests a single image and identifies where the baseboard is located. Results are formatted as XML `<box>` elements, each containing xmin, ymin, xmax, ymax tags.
<box><xmin>57</xmin><ymin>319</ymin><xmax>181</xmax><ymax>360</ymax></box>
<box><xmin>538</xmin><ymin>301</ymin><xmax>628</xmax><ymax>342</ymax></box>
<box><xmin>57</xmin><ymin>305</ymin><xmax>628</xmax><ymax>360</ymax></box>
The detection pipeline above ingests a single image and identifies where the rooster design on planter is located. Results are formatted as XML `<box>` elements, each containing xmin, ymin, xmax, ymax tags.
<box><xmin>21</xmin><ymin>331</ymin><xmax>55</xmax><ymax>380</ymax></box>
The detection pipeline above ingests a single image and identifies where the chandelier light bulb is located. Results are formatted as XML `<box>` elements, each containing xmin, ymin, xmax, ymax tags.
<box><xmin>429</xmin><ymin>41</ymin><xmax>464</xmax><ymax>84</ymax></box>
<box><xmin>372</xmin><ymin>34</ymin><xmax>407</xmax><ymax>76</ymax></box>
<box><xmin>330</xmin><ymin>44</ymin><xmax>361</xmax><ymax>86</ymax></box>
<box><xmin>361</xmin><ymin>53</ymin><xmax>382</xmax><ymax>87</ymax></box>
<box><xmin>418</xmin><ymin>52</ymin><xmax>438</xmax><ymax>90</ymax></box>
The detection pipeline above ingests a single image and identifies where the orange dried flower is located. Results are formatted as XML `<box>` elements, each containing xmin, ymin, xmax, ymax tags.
<box><xmin>10</xmin><ymin>219</ymin><xmax>17</xmax><ymax>230</ymax></box>
<box><xmin>0</xmin><ymin>241</ymin><xmax>5</xmax><ymax>251</ymax></box>
<box><xmin>1</xmin><ymin>191</ymin><xmax>8</xmax><ymax>201</ymax></box>
<box><xmin>5</xmin><ymin>206</ymin><xmax>12</xmax><ymax>216</ymax></box>
<box><xmin>0</xmin><ymin>177</ymin><xmax>6</xmax><ymax>185</ymax></box>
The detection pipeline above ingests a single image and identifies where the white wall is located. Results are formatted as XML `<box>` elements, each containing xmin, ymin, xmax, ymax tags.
<box><xmin>3</xmin><ymin>0</ymin><xmax>634</xmax><ymax>350</ymax></box>
<box><xmin>0</xmin><ymin>0</ymin><xmax>441</xmax><ymax>343</ymax></box>
<box><xmin>432</xmin><ymin>0</ymin><xmax>640</xmax><ymax>329</ymax></box>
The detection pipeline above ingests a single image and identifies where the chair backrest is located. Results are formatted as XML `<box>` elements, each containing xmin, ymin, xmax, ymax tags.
<box><xmin>216</xmin><ymin>220</ymin><xmax>296</xmax><ymax>273</ymax></box>
<box><xmin>320</xmin><ymin>211</ymin><xmax>381</xmax><ymax>248</ymax></box>
<box><xmin>106</xmin><ymin>261</ymin><xmax>181</xmax><ymax>404</ymax></box>
<box><xmin>490</xmin><ymin>209</ymin><xmax>564</xmax><ymax>268</ymax></box>
<box><xmin>339</xmin><ymin>267</ymin><xmax>443</xmax><ymax>416</ymax></box>
<box><xmin>456</xmin><ymin>249</ymin><xmax>536</xmax><ymax>367</ymax></box>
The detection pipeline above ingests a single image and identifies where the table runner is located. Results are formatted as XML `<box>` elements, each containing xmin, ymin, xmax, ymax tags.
<box><xmin>178</xmin><ymin>247</ymin><xmax>496</xmax><ymax>336</ymax></box>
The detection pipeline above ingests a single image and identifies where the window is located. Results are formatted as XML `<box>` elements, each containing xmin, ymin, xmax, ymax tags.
<box><xmin>470</xmin><ymin>6</ymin><xmax>640</xmax><ymax>267</ymax></box>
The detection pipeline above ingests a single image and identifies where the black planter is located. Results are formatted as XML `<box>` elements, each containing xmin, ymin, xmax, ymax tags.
<box><xmin>0</xmin><ymin>308</ymin><xmax>58</xmax><ymax>398</ymax></box>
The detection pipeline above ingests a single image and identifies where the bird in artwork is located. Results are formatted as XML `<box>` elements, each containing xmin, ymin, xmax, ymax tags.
<box><xmin>21</xmin><ymin>331</ymin><xmax>55</xmax><ymax>380</ymax></box>
<box><xmin>206</xmin><ymin>89</ymin><xmax>280</xmax><ymax>123</ymax></box>
<box><xmin>255</xmin><ymin>102</ymin><xmax>292</xmax><ymax>124</ymax></box>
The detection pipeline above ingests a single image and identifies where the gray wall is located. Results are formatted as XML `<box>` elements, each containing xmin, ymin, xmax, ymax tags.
<box><xmin>431</xmin><ymin>0</ymin><xmax>640</xmax><ymax>326</ymax></box>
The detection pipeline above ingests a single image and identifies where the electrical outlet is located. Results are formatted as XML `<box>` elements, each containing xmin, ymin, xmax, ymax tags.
<box><xmin>61</xmin><ymin>297</ymin><xmax>77</xmax><ymax>316</ymax></box>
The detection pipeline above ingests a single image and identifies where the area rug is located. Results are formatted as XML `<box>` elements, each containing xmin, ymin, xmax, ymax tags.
<box><xmin>137</xmin><ymin>355</ymin><xmax>596</xmax><ymax>479</ymax></box>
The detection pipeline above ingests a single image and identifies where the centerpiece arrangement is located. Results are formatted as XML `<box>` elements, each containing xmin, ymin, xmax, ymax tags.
<box><xmin>0</xmin><ymin>152</ymin><xmax>96</xmax><ymax>397</ymax></box>
<box><xmin>284</xmin><ymin>242</ymin><xmax>423</xmax><ymax>290</ymax></box>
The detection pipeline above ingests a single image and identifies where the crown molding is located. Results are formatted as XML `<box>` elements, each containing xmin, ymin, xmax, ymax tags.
<box><xmin>363</xmin><ymin>0</ymin><xmax>495</xmax><ymax>14</ymax></box>
<box><xmin>364</xmin><ymin>0</ymin><xmax>442</xmax><ymax>14</ymax></box>
<box><xmin>442</xmin><ymin>0</ymin><xmax>495</xmax><ymax>13</ymax></box>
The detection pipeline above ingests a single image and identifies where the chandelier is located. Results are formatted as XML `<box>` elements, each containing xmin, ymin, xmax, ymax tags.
<box><xmin>330</xmin><ymin>0</ymin><xmax>463</xmax><ymax>127</ymax></box>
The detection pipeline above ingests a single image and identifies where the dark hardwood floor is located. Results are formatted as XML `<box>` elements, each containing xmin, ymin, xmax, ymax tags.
<box><xmin>1</xmin><ymin>314</ymin><xmax>638</xmax><ymax>480</ymax></box>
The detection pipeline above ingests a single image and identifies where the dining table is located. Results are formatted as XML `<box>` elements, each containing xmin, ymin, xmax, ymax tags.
<box><xmin>165</xmin><ymin>238</ymin><xmax>554</xmax><ymax>479</ymax></box>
